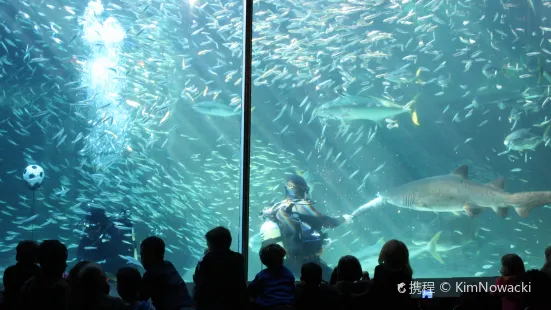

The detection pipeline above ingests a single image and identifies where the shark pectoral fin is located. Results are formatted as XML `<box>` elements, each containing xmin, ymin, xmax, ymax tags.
<box><xmin>427</xmin><ymin>231</ymin><xmax>444</xmax><ymax>264</ymax></box>
<box><xmin>491</xmin><ymin>207</ymin><xmax>509</xmax><ymax>217</ymax></box>
<box><xmin>463</xmin><ymin>204</ymin><xmax>483</xmax><ymax>218</ymax></box>
<box><xmin>515</xmin><ymin>208</ymin><xmax>531</xmax><ymax>218</ymax></box>
<box><xmin>451</xmin><ymin>165</ymin><xmax>469</xmax><ymax>179</ymax></box>
<box><xmin>488</xmin><ymin>177</ymin><xmax>505</xmax><ymax>190</ymax></box>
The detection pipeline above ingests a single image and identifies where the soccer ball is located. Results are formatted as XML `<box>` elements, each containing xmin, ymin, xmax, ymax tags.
<box><xmin>23</xmin><ymin>165</ymin><xmax>45</xmax><ymax>190</ymax></box>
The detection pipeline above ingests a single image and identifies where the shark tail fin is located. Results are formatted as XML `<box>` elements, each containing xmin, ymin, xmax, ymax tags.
<box><xmin>411</xmin><ymin>110</ymin><xmax>420</xmax><ymax>126</ymax></box>
<box><xmin>403</xmin><ymin>93</ymin><xmax>420</xmax><ymax>126</ymax></box>
<box><xmin>426</xmin><ymin>231</ymin><xmax>444</xmax><ymax>264</ymax></box>
<box><xmin>508</xmin><ymin>191</ymin><xmax>551</xmax><ymax>217</ymax></box>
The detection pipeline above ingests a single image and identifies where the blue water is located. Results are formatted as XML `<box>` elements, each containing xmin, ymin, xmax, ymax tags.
<box><xmin>0</xmin><ymin>0</ymin><xmax>550</xmax><ymax>283</ymax></box>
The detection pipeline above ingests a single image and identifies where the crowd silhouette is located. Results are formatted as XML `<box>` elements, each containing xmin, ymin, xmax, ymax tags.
<box><xmin>1</xmin><ymin>226</ymin><xmax>551</xmax><ymax>310</ymax></box>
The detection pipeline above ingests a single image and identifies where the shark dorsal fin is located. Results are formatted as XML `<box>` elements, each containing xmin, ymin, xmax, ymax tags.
<box><xmin>451</xmin><ymin>165</ymin><xmax>468</xmax><ymax>179</ymax></box>
<box><xmin>488</xmin><ymin>177</ymin><xmax>505</xmax><ymax>190</ymax></box>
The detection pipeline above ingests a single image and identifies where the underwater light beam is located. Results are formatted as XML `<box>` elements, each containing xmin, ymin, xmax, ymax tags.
<box><xmin>79</xmin><ymin>0</ymin><xmax>130</xmax><ymax>169</ymax></box>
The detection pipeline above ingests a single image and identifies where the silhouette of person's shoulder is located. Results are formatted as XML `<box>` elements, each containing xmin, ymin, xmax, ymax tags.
<box><xmin>101</xmin><ymin>295</ymin><xmax>132</xmax><ymax>310</ymax></box>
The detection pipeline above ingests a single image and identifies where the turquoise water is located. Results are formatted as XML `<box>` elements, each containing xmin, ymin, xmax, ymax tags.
<box><xmin>0</xmin><ymin>0</ymin><xmax>550</xmax><ymax>282</ymax></box>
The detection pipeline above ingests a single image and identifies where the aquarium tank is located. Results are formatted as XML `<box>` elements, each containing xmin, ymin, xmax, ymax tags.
<box><xmin>0</xmin><ymin>0</ymin><xmax>551</xmax><ymax>284</ymax></box>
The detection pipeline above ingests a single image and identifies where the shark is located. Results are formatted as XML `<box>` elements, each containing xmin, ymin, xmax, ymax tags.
<box><xmin>357</xmin><ymin>232</ymin><xmax>445</xmax><ymax>274</ymax></box>
<box><xmin>314</xmin><ymin>94</ymin><xmax>420</xmax><ymax>126</ymax></box>
<box><xmin>352</xmin><ymin>164</ymin><xmax>551</xmax><ymax>218</ymax></box>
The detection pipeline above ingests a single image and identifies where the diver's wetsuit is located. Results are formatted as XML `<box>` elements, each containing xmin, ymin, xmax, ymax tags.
<box><xmin>76</xmin><ymin>216</ymin><xmax>135</xmax><ymax>275</ymax></box>
<box><xmin>268</xmin><ymin>199</ymin><xmax>345</xmax><ymax>281</ymax></box>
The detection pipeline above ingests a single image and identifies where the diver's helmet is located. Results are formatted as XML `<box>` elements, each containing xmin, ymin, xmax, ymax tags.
<box><xmin>285</xmin><ymin>174</ymin><xmax>310</xmax><ymax>200</ymax></box>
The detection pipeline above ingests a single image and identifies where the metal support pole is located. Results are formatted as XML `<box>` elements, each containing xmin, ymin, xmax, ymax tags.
<box><xmin>238</xmin><ymin>0</ymin><xmax>254</xmax><ymax>280</ymax></box>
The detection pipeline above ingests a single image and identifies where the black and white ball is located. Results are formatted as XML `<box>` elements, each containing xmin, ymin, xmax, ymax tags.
<box><xmin>23</xmin><ymin>165</ymin><xmax>45</xmax><ymax>189</ymax></box>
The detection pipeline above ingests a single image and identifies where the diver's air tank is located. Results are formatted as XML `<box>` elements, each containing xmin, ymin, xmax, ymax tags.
<box><xmin>260</xmin><ymin>220</ymin><xmax>283</xmax><ymax>248</ymax></box>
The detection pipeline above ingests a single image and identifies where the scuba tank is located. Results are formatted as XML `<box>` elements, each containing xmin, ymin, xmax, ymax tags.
<box><xmin>259</xmin><ymin>219</ymin><xmax>283</xmax><ymax>249</ymax></box>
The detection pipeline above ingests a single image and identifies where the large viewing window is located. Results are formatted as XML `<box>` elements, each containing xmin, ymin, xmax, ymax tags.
<box><xmin>0</xmin><ymin>0</ymin><xmax>549</xmax><ymax>287</ymax></box>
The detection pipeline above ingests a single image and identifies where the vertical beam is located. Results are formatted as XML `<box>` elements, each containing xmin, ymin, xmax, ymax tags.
<box><xmin>238</xmin><ymin>0</ymin><xmax>254</xmax><ymax>279</ymax></box>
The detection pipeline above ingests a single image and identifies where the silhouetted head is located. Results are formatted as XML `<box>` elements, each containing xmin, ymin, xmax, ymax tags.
<box><xmin>140</xmin><ymin>236</ymin><xmax>165</xmax><ymax>270</ymax></box>
<box><xmin>500</xmin><ymin>253</ymin><xmax>525</xmax><ymax>277</ymax></box>
<box><xmin>379</xmin><ymin>239</ymin><xmax>412</xmax><ymax>277</ymax></box>
<box><xmin>337</xmin><ymin>255</ymin><xmax>363</xmax><ymax>283</ymax></box>
<box><xmin>116</xmin><ymin>267</ymin><xmax>142</xmax><ymax>302</ymax></box>
<box><xmin>259</xmin><ymin>243</ymin><xmax>286</xmax><ymax>269</ymax></box>
<box><xmin>38</xmin><ymin>240</ymin><xmax>68</xmax><ymax>277</ymax></box>
<box><xmin>301</xmin><ymin>262</ymin><xmax>322</xmax><ymax>286</ymax></box>
<box><xmin>545</xmin><ymin>246</ymin><xmax>551</xmax><ymax>262</ymax></box>
<box><xmin>68</xmin><ymin>261</ymin><xmax>92</xmax><ymax>286</ymax></box>
<box><xmin>16</xmin><ymin>240</ymin><xmax>39</xmax><ymax>264</ymax></box>
<box><xmin>86</xmin><ymin>207</ymin><xmax>108</xmax><ymax>226</ymax></box>
<box><xmin>285</xmin><ymin>174</ymin><xmax>309</xmax><ymax>200</ymax></box>
<box><xmin>205</xmin><ymin>226</ymin><xmax>232</xmax><ymax>251</ymax></box>
<box><xmin>78</xmin><ymin>262</ymin><xmax>109</xmax><ymax>297</ymax></box>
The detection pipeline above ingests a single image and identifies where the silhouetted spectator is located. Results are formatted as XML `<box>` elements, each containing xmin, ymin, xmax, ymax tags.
<box><xmin>117</xmin><ymin>267</ymin><xmax>155</xmax><ymax>310</ymax></box>
<box><xmin>295</xmin><ymin>262</ymin><xmax>338</xmax><ymax>310</ymax></box>
<box><xmin>494</xmin><ymin>254</ymin><xmax>525</xmax><ymax>310</ymax></box>
<box><xmin>329</xmin><ymin>267</ymin><xmax>338</xmax><ymax>286</ymax></box>
<box><xmin>372</xmin><ymin>239</ymin><xmax>414</xmax><ymax>309</ymax></box>
<box><xmin>18</xmin><ymin>240</ymin><xmax>69</xmax><ymax>310</ymax></box>
<box><xmin>541</xmin><ymin>245</ymin><xmax>551</xmax><ymax>279</ymax></box>
<box><xmin>139</xmin><ymin>236</ymin><xmax>195</xmax><ymax>310</ymax></box>
<box><xmin>70</xmin><ymin>262</ymin><xmax>130</xmax><ymax>310</ymax></box>
<box><xmin>332</xmin><ymin>255</ymin><xmax>371</xmax><ymax>310</ymax></box>
<box><xmin>249</xmin><ymin>244</ymin><xmax>295</xmax><ymax>310</ymax></box>
<box><xmin>2</xmin><ymin>240</ymin><xmax>40</xmax><ymax>310</ymax></box>
<box><xmin>193</xmin><ymin>226</ymin><xmax>247</xmax><ymax>310</ymax></box>
<box><xmin>67</xmin><ymin>261</ymin><xmax>92</xmax><ymax>309</ymax></box>
<box><xmin>521</xmin><ymin>269</ymin><xmax>551</xmax><ymax>310</ymax></box>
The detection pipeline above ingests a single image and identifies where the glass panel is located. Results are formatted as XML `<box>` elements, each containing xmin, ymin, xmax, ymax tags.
<box><xmin>0</xmin><ymin>0</ymin><xmax>242</xmax><ymax>283</ymax></box>
<box><xmin>249</xmin><ymin>1</ymin><xmax>549</xmax><ymax>281</ymax></box>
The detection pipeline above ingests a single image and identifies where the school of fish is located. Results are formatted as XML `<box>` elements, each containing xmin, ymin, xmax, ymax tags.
<box><xmin>0</xmin><ymin>0</ymin><xmax>551</xmax><ymax>279</ymax></box>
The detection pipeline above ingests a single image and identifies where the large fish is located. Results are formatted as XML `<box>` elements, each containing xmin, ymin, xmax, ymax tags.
<box><xmin>357</xmin><ymin>232</ymin><xmax>445</xmax><ymax>274</ymax></box>
<box><xmin>352</xmin><ymin>165</ymin><xmax>551</xmax><ymax>218</ymax></box>
<box><xmin>191</xmin><ymin>101</ymin><xmax>241</xmax><ymax>117</ymax></box>
<box><xmin>314</xmin><ymin>94</ymin><xmax>419</xmax><ymax>125</ymax></box>
<box><xmin>503</xmin><ymin>127</ymin><xmax>549</xmax><ymax>152</ymax></box>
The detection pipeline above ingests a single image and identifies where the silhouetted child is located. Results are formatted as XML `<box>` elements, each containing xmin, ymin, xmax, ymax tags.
<box><xmin>2</xmin><ymin>240</ymin><xmax>40</xmax><ymax>310</ymax></box>
<box><xmin>295</xmin><ymin>262</ymin><xmax>338</xmax><ymax>310</ymax></box>
<box><xmin>117</xmin><ymin>267</ymin><xmax>154</xmax><ymax>310</ymax></box>
<box><xmin>193</xmin><ymin>226</ymin><xmax>247</xmax><ymax>310</ymax></box>
<box><xmin>372</xmin><ymin>240</ymin><xmax>414</xmax><ymax>309</ymax></box>
<box><xmin>249</xmin><ymin>244</ymin><xmax>295</xmax><ymax>310</ymax></box>
<box><xmin>541</xmin><ymin>245</ymin><xmax>551</xmax><ymax>279</ymax></box>
<box><xmin>139</xmin><ymin>236</ymin><xmax>195</xmax><ymax>310</ymax></box>
<box><xmin>18</xmin><ymin>240</ymin><xmax>69</xmax><ymax>310</ymax></box>
<box><xmin>494</xmin><ymin>254</ymin><xmax>525</xmax><ymax>310</ymax></box>
<box><xmin>333</xmin><ymin>255</ymin><xmax>372</xmax><ymax>310</ymax></box>
<box><xmin>72</xmin><ymin>262</ymin><xmax>130</xmax><ymax>310</ymax></box>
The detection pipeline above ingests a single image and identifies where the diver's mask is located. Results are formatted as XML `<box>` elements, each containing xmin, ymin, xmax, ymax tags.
<box><xmin>284</xmin><ymin>180</ymin><xmax>310</xmax><ymax>200</ymax></box>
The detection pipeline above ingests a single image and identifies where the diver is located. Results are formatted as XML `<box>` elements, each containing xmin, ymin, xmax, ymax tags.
<box><xmin>76</xmin><ymin>206</ymin><xmax>138</xmax><ymax>275</ymax></box>
<box><xmin>260</xmin><ymin>174</ymin><xmax>353</xmax><ymax>281</ymax></box>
